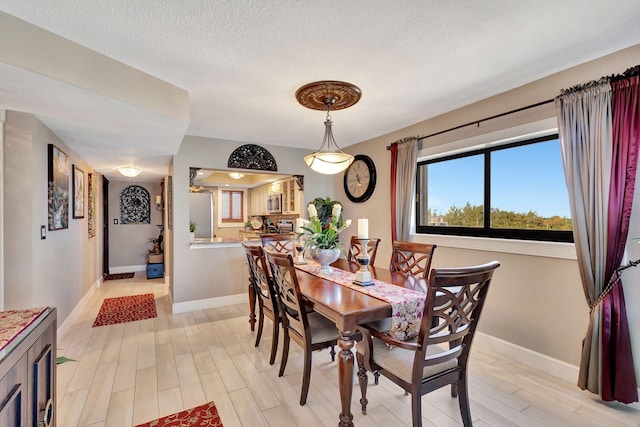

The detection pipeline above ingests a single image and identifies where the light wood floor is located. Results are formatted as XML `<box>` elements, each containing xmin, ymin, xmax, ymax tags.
<box><xmin>56</xmin><ymin>274</ymin><xmax>640</xmax><ymax>427</ymax></box>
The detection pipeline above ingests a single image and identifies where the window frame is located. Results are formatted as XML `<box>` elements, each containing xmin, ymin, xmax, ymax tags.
<box><xmin>220</xmin><ymin>189</ymin><xmax>244</xmax><ymax>223</ymax></box>
<box><xmin>415</xmin><ymin>133</ymin><xmax>574</xmax><ymax>243</ymax></box>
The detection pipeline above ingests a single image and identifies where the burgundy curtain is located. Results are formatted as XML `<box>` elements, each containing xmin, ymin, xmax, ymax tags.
<box><xmin>390</xmin><ymin>143</ymin><xmax>399</xmax><ymax>242</ymax></box>
<box><xmin>601</xmin><ymin>74</ymin><xmax>640</xmax><ymax>403</ymax></box>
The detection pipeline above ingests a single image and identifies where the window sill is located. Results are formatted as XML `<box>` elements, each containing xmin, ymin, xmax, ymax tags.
<box><xmin>412</xmin><ymin>233</ymin><xmax>577</xmax><ymax>260</ymax></box>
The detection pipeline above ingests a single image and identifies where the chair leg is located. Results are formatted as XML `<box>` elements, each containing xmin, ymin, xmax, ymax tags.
<box><xmin>411</xmin><ymin>387</ymin><xmax>422</xmax><ymax>427</ymax></box>
<box><xmin>254</xmin><ymin>309</ymin><xmax>264</xmax><ymax>347</ymax></box>
<box><xmin>457</xmin><ymin>376</ymin><xmax>472</xmax><ymax>427</ymax></box>
<box><xmin>373</xmin><ymin>371</ymin><xmax>380</xmax><ymax>385</ymax></box>
<box><xmin>279</xmin><ymin>329</ymin><xmax>290</xmax><ymax>377</ymax></box>
<box><xmin>329</xmin><ymin>344</ymin><xmax>336</xmax><ymax>362</ymax></box>
<box><xmin>356</xmin><ymin>352</ymin><xmax>369</xmax><ymax>415</ymax></box>
<box><xmin>300</xmin><ymin>347</ymin><xmax>312</xmax><ymax>406</ymax></box>
<box><xmin>450</xmin><ymin>383</ymin><xmax>458</xmax><ymax>397</ymax></box>
<box><xmin>269</xmin><ymin>319</ymin><xmax>279</xmax><ymax>365</ymax></box>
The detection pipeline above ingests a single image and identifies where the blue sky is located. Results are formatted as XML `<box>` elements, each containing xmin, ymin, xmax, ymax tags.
<box><xmin>427</xmin><ymin>139</ymin><xmax>571</xmax><ymax>218</ymax></box>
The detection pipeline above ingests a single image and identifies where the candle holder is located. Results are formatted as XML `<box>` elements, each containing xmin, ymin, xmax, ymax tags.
<box><xmin>294</xmin><ymin>235</ymin><xmax>307</xmax><ymax>265</ymax></box>
<box><xmin>353</xmin><ymin>238</ymin><xmax>374</xmax><ymax>286</ymax></box>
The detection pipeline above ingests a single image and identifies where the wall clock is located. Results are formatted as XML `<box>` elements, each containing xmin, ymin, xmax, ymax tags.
<box><xmin>343</xmin><ymin>154</ymin><xmax>376</xmax><ymax>203</ymax></box>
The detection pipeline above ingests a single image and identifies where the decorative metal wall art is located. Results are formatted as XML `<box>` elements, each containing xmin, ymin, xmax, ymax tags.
<box><xmin>120</xmin><ymin>185</ymin><xmax>151</xmax><ymax>224</ymax></box>
<box><xmin>227</xmin><ymin>144</ymin><xmax>278</xmax><ymax>171</ymax></box>
<box><xmin>48</xmin><ymin>144</ymin><xmax>69</xmax><ymax>230</ymax></box>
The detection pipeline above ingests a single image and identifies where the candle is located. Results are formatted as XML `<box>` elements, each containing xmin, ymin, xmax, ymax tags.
<box><xmin>357</xmin><ymin>218</ymin><xmax>368</xmax><ymax>239</ymax></box>
<box><xmin>295</xmin><ymin>218</ymin><xmax>304</xmax><ymax>234</ymax></box>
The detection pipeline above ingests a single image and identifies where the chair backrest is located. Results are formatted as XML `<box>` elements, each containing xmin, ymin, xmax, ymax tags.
<box><xmin>415</xmin><ymin>261</ymin><xmax>500</xmax><ymax>381</ymax></box>
<box><xmin>389</xmin><ymin>241</ymin><xmax>437</xmax><ymax>278</ymax></box>
<box><xmin>261</xmin><ymin>233</ymin><xmax>296</xmax><ymax>254</ymax></box>
<box><xmin>264</xmin><ymin>249</ymin><xmax>309</xmax><ymax>343</ymax></box>
<box><xmin>243</xmin><ymin>242</ymin><xmax>279</xmax><ymax>317</ymax></box>
<box><xmin>347</xmin><ymin>236</ymin><xmax>381</xmax><ymax>265</ymax></box>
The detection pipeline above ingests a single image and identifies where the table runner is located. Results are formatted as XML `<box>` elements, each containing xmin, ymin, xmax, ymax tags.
<box><xmin>0</xmin><ymin>307</ymin><xmax>48</xmax><ymax>352</ymax></box>
<box><xmin>296</xmin><ymin>262</ymin><xmax>424</xmax><ymax>340</ymax></box>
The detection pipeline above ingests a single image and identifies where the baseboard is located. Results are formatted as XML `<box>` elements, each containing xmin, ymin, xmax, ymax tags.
<box><xmin>475</xmin><ymin>332</ymin><xmax>580</xmax><ymax>385</ymax></box>
<box><xmin>172</xmin><ymin>293</ymin><xmax>246</xmax><ymax>314</ymax></box>
<box><xmin>110</xmin><ymin>264</ymin><xmax>146</xmax><ymax>274</ymax></box>
<box><xmin>57</xmin><ymin>276</ymin><xmax>101</xmax><ymax>340</ymax></box>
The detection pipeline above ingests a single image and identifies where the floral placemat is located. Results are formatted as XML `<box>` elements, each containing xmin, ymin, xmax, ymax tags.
<box><xmin>296</xmin><ymin>262</ymin><xmax>424</xmax><ymax>340</ymax></box>
<box><xmin>0</xmin><ymin>307</ymin><xmax>48</xmax><ymax>352</ymax></box>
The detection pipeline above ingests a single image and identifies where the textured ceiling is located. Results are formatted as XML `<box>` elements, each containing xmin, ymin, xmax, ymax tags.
<box><xmin>1</xmin><ymin>1</ymin><xmax>639</xmax><ymax>180</ymax></box>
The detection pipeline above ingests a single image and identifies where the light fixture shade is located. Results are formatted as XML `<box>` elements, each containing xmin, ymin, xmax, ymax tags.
<box><xmin>304</xmin><ymin>152</ymin><xmax>354</xmax><ymax>174</ymax></box>
<box><xmin>117</xmin><ymin>166</ymin><xmax>142</xmax><ymax>178</ymax></box>
<box><xmin>228</xmin><ymin>172</ymin><xmax>245</xmax><ymax>179</ymax></box>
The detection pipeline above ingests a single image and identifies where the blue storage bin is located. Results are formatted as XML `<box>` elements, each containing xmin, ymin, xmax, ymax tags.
<box><xmin>146</xmin><ymin>263</ymin><xmax>164</xmax><ymax>279</ymax></box>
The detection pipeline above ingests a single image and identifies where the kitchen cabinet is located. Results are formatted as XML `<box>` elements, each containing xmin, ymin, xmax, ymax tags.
<box><xmin>249</xmin><ymin>177</ymin><xmax>303</xmax><ymax>216</ymax></box>
<box><xmin>0</xmin><ymin>307</ymin><xmax>56</xmax><ymax>427</ymax></box>
<box><xmin>282</xmin><ymin>177</ymin><xmax>301</xmax><ymax>214</ymax></box>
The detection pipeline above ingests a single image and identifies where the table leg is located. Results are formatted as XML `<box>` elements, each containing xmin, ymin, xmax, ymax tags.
<box><xmin>338</xmin><ymin>332</ymin><xmax>355</xmax><ymax>427</ymax></box>
<box><xmin>248</xmin><ymin>277</ymin><xmax>256</xmax><ymax>331</ymax></box>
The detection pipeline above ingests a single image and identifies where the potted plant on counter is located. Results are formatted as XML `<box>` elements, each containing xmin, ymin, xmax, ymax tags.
<box><xmin>189</xmin><ymin>221</ymin><xmax>196</xmax><ymax>242</ymax></box>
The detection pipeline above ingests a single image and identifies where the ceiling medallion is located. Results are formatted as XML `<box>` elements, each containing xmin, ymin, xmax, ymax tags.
<box><xmin>295</xmin><ymin>81</ymin><xmax>362</xmax><ymax>111</ymax></box>
<box><xmin>296</xmin><ymin>80</ymin><xmax>361</xmax><ymax>175</ymax></box>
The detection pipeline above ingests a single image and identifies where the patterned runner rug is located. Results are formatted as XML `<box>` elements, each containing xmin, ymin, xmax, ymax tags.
<box><xmin>104</xmin><ymin>272</ymin><xmax>135</xmax><ymax>281</ymax></box>
<box><xmin>92</xmin><ymin>293</ymin><xmax>157</xmax><ymax>327</ymax></box>
<box><xmin>134</xmin><ymin>401</ymin><xmax>223</xmax><ymax>427</ymax></box>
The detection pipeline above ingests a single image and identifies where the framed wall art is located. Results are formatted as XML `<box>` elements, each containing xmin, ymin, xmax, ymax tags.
<box><xmin>72</xmin><ymin>165</ymin><xmax>85</xmax><ymax>219</ymax></box>
<box><xmin>87</xmin><ymin>172</ymin><xmax>96</xmax><ymax>237</ymax></box>
<box><xmin>48</xmin><ymin>144</ymin><xmax>70</xmax><ymax>230</ymax></box>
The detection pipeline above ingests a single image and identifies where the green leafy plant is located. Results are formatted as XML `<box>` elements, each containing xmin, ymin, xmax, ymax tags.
<box><xmin>300</xmin><ymin>200</ymin><xmax>351</xmax><ymax>251</ymax></box>
<box><xmin>189</xmin><ymin>221</ymin><xmax>196</xmax><ymax>232</ymax></box>
<box><xmin>56</xmin><ymin>356</ymin><xmax>76</xmax><ymax>365</ymax></box>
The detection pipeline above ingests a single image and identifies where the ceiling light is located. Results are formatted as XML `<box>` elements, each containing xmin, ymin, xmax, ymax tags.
<box><xmin>117</xmin><ymin>166</ymin><xmax>142</xmax><ymax>178</ymax></box>
<box><xmin>228</xmin><ymin>172</ymin><xmax>245</xmax><ymax>179</ymax></box>
<box><xmin>296</xmin><ymin>81</ymin><xmax>360</xmax><ymax>175</ymax></box>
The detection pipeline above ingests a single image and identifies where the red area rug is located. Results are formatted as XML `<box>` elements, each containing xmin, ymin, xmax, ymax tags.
<box><xmin>135</xmin><ymin>401</ymin><xmax>223</xmax><ymax>427</ymax></box>
<box><xmin>92</xmin><ymin>293</ymin><xmax>157</xmax><ymax>327</ymax></box>
<box><xmin>104</xmin><ymin>272</ymin><xmax>135</xmax><ymax>281</ymax></box>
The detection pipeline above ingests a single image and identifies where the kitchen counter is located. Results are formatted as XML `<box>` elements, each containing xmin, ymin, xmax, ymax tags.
<box><xmin>189</xmin><ymin>237</ymin><xmax>244</xmax><ymax>249</ymax></box>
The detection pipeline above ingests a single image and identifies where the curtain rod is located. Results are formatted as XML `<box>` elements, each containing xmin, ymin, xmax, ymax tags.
<box><xmin>386</xmin><ymin>98</ymin><xmax>555</xmax><ymax>150</ymax></box>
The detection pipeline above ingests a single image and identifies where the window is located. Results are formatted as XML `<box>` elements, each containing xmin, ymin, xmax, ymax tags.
<box><xmin>416</xmin><ymin>134</ymin><xmax>573</xmax><ymax>242</ymax></box>
<box><xmin>220</xmin><ymin>189</ymin><xmax>244</xmax><ymax>223</ymax></box>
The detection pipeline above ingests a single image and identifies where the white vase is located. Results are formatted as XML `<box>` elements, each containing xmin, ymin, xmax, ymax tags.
<box><xmin>311</xmin><ymin>248</ymin><xmax>341</xmax><ymax>274</ymax></box>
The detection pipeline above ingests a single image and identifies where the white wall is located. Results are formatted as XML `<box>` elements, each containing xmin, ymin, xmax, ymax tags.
<box><xmin>108</xmin><ymin>179</ymin><xmax>163</xmax><ymax>271</ymax></box>
<box><xmin>3</xmin><ymin>110</ymin><xmax>102</xmax><ymax>322</ymax></box>
<box><xmin>170</xmin><ymin>135</ymin><xmax>334</xmax><ymax>306</ymax></box>
<box><xmin>335</xmin><ymin>45</ymin><xmax>640</xmax><ymax>380</ymax></box>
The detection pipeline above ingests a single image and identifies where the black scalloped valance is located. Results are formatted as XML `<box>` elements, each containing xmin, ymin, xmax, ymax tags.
<box><xmin>227</xmin><ymin>144</ymin><xmax>278</xmax><ymax>171</ymax></box>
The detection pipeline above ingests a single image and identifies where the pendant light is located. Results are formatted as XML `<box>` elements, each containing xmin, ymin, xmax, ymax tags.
<box><xmin>296</xmin><ymin>81</ymin><xmax>361</xmax><ymax>175</ymax></box>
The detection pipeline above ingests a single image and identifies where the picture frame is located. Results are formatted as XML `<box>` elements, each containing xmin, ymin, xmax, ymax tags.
<box><xmin>72</xmin><ymin>165</ymin><xmax>85</xmax><ymax>219</ymax></box>
<box><xmin>87</xmin><ymin>172</ymin><xmax>96</xmax><ymax>237</ymax></box>
<box><xmin>48</xmin><ymin>144</ymin><xmax>70</xmax><ymax>230</ymax></box>
<box><xmin>267</xmin><ymin>193</ymin><xmax>282</xmax><ymax>214</ymax></box>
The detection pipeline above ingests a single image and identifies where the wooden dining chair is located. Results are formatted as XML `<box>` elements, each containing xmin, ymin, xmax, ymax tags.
<box><xmin>243</xmin><ymin>243</ymin><xmax>282</xmax><ymax>365</ymax></box>
<box><xmin>264</xmin><ymin>249</ymin><xmax>340</xmax><ymax>406</ymax></box>
<box><xmin>389</xmin><ymin>241</ymin><xmax>437</xmax><ymax>278</ymax></box>
<box><xmin>356</xmin><ymin>261</ymin><xmax>501</xmax><ymax>427</ymax></box>
<box><xmin>347</xmin><ymin>236</ymin><xmax>381</xmax><ymax>265</ymax></box>
<box><xmin>261</xmin><ymin>232</ymin><xmax>296</xmax><ymax>254</ymax></box>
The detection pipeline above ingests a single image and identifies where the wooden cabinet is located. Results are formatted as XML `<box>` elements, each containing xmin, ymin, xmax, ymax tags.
<box><xmin>282</xmin><ymin>178</ymin><xmax>301</xmax><ymax>214</ymax></box>
<box><xmin>0</xmin><ymin>308</ymin><xmax>56</xmax><ymax>427</ymax></box>
<box><xmin>249</xmin><ymin>177</ymin><xmax>303</xmax><ymax>216</ymax></box>
<box><xmin>249</xmin><ymin>185</ymin><xmax>267</xmax><ymax>215</ymax></box>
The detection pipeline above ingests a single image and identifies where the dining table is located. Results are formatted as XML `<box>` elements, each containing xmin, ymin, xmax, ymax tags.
<box><xmin>293</xmin><ymin>258</ymin><xmax>413</xmax><ymax>427</ymax></box>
